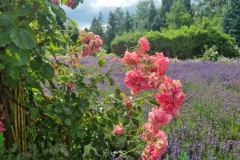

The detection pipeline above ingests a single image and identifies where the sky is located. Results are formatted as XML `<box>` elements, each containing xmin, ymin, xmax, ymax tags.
<box><xmin>62</xmin><ymin>0</ymin><xmax>162</xmax><ymax>30</ymax></box>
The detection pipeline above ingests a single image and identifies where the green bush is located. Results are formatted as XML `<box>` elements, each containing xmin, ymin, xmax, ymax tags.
<box><xmin>145</xmin><ymin>25</ymin><xmax>237</xmax><ymax>59</ymax></box>
<box><xmin>111</xmin><ymin>31</ymin><xmax>146</xmax><ymax>56</ymax></box>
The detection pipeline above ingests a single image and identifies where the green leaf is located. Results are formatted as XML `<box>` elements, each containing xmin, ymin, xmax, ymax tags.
<box><xmin>0</xmin><ymin>64</ymin><xmax>5</xmax><ymax>71</ymax></box>
<box><xmin>63</xmin><ymin>107</ymin><xmax>73</xmax><ymax>116</ymax></box>
<box><xmin>4</xmin><ymin>43</ymin><xmax>30</xmax><ymax>66</ymax></box>
<box><xmin>55</xmin><ymin>117</ymin><xmax>63</xmax><ymax>125</ymax></box>
<box><xmin>98</xmin><ymin>58</ymin><xmax>106</xmax><ymax>67</ymax></box>
<box><xmin>13</xmin><ymin>4</ymin><xmax>33</xmax><ymax>17</ymax></box>
<box><xmin>148</xmin><ymin>98</ymin><xmax>160</xmax><ymax>106</ymax></box>
<box><xmin>90</xmin><ymin>149</ymin><xmax>95</xmax><ymax>156</ymax></box>
<box><xmin>30</xmin><ymin>108</ymin><xmax>38</xmax><ymax>119</ymax></box>
<box><xmin>5</xmin><ymin>44</ymin><xmax>30</xmax><ymax>66</ymax></box>
<box><xmin>0</xmin><ymin>27</ymin><xmax>13</xmax><ymax>47</ymax></box>
<box><xmin>10</xmin><ymin>28</ymin><xmax>34</xmax><ymax>49</ymax></box>
<box><xmin>76</xmin><ymin>130</ymin><xmax>84</xmax><ymax>139</ymax></box>
<box><xmin>59</xmin><ymin>145</ymin><xmax>69</xmax><ymax>157</ymax></box>
<box><xmin>6</xmin><ymin>65</ymin><xmax>19</xmax><ymax>79</ymax></box>
<box><xmin>30</xmin><ymin>56</ymin><xmax>43</xmax><ymax>71</ymax></box>
<box><xmin>64</xmin><ymin>118</ymin><xmax>71</xmax><ymax>126</ymax></box>
<box><xmin>76</xmin><ymin>99</ymin><xmax>90</xmax><ymax>113</ymax></box>
<box><xmin>48</xmin><ymin>2</ymin><xmax>66</xmax><ymax>21</ymax></box>
<box><xmin>61</xmin><ymin>0</ymin><xmax>68</xmax><ymax>4</ymax></box>
<box><xmin>0</xmin><ymin>13</ymin><xmax>12</xmax><ymax>26</ymax></box>
<box><xmin>42</xmin><ymin>63</ymin><xmax>55</xmax><ymax>80</ymax></box>
<box><xmin>113</xmin><ymin>135</ymin><xmax>126</xmax><ymax>149</ymax></box>
<box><xmin>54</xmin><ymin>106</ymin><xmax>62</xmax><ymax>114</ymax></box>
<box><xmin>9</xmin><ymin>143</ymin><xmax>18</xmax><ymax>153</ymax></box>
<box><xmin>106</xmin><ymin>75</ymin><xmax>114</xmax><ymax>86</ymax></box>
<box><xmin>2</xmin><ymin>75</ymin><xmax>18</xmax><ymax>89</ymax></box>
<box><xmin>0</xmin><ymin>2</ymin><xmax>14</xmax><ymax>8</ymax></box>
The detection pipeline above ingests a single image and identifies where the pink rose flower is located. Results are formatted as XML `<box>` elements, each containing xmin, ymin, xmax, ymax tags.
<box><xmin>65</xmin><ymin>0</ymin><xmax>75</xmax><ymax>8</ymax></box>
<box><xmin>137</xmin><ymin>37</ymin><xmax>150</xmax><ymax>55</ymax></box>
<box><xmin>154</xmin><ymin>52</ymin><xmax>169</xmax><ymax>76</ymax></box>
<box><xmin>174</xmin><ymin>93</ymin><xmax>186</xmax><ymax>108</ymax></box>
<box><xmin>112</xmin><ymin>124</ymin><xmax>124</xmax><ymax>135</ymax></box>
<box><xmin>148</xmin><ymin>73</ymin><xmax>165</xmax><ymax>88</ymax></box>
<box><xmin>159</xmin><ymin>77</ymin><xmax>176</xmax><ymax>94</ymax></box>
<box><xmin>81</xmin><ymin>44</ymin><xmax>90</xmax><ymax>57</ymax></box>
<box><xmin>155</xmin><ymin>92</ymin><xmax>174</xmax><ymax>104</ymax></box>
<box><xmin>160</xmin><ymin>103</ymin><xmax>180</xmax><ymax>117</ymax></box>
<box><xmin>142</xmin><ymin>122</ymin><xmax>158</xmax><ymax>141</ymax></box>
<box><xmin>0</xmin><ymin>121</ymin><xmax>4</xmax><ymax>133</ymax></box>
<box><xmin>124</xmin><ymin>69</ymin><xmax>143</xmax><ymax>95</ymax></box>
<box><xmin>122</xmin><ymin>51</ymin><xmax>140</xmax><ymax>66</ymax></box>
<box><xmin>141</xmin><ymin>143</ymin><xmax>154</xmax><ymax>160</ymax></box>
<box><xmin>148</xmin><ymin>107</ymin><xmax>173</xmax><ymax>127</ymax></box>
<box><xmin>141</xmin><ymin>131</ymin><xmax>168</xmax><ymax>160</ymax></box>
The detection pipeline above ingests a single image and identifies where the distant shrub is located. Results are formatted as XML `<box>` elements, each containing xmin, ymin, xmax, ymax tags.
<box><xmin>111</xmin><ymin>31</ymin><xmax>146</xmax><ymax>56</ymax></box>
<box><xmin>145</xmin><ymin>25</ymin><xmax>237</xmax><ymax>59</ymax></box>
<box><xmin>201</xmin><ymin>45</ymin><xmax>223</xmax><ymax>62</ymax></box>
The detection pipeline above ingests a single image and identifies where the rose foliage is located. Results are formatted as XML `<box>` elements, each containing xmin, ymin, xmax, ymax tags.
<box><xmin>0</xmin><ymin>1</ymin><xmax>185</xmax><ymax>159</ymax></box>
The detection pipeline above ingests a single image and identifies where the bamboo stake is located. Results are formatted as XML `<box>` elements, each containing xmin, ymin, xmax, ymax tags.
<box><xmin>19</xmin><ymin>82</ymin><xmax>26</xmax><ymax>151</ymax></box>
<box><xmin>13</xmin><ymin>88</ymin><xmax>19</xmax><ymax>152</ymax></box>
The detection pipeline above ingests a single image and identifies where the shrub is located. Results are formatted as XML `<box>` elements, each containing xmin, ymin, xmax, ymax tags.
<box><xmin>201</xmin><ymin>45</ymin><xmax>223</xmax><ymax>62</ymax></box>
<box><xmin>111</xmin><ymin>31</ymin><xmax>146</xmax><ymax>56</ymax></box>
<box><xmin>145</xmin><ymin>25</ymin><xmax>237</xmax><ymax>59</ymax></box>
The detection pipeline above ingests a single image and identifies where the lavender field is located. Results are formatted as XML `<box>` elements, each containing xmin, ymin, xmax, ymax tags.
<box><xmin>79</xmin><ymin>56</ymin><xmax>240</xmax><ymax>160</ymax></box>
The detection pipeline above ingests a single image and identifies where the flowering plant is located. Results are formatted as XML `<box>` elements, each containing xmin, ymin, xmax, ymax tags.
<box><xmin>121</xmin><ymin>37</ymin><xmax>185</xmax><ymax>159</ymax></box>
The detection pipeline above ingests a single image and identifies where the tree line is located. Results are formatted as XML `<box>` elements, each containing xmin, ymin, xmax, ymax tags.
<box><xmin>60</xmin><ymin>0</ymin><xmax>240</xmax><ymax>55</ymax></box>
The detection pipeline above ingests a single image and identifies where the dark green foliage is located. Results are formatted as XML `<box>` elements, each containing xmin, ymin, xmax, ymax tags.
<box><xmin>148</xmin><ymin>0</ymin><xmax>157</xmax><ymax>31</ymax></box>
<box><xmin>151</xmin><ymin>15</ymin><xmax>161</xmax><ymax>31</ymax></box>
<box><xmin>135</xmin><ymin>1</ymin><xmax>151</xmax><ymax>30</ymax></box>
<box><xmin>159</xmin><ymin>0</ymin><xmax>174</xmax><ymax>28</ymax></box>
<box><xmin>125</xmin><ymin>10</ymin><xmax>133</xmax><ymax>32</ymax></box>
<box><xmin>166</xmin><ymin>0</ymin><xmax>193</xmax><ymax>29</ymax></box>
<box><xmin>221</xmin><ymin>0</ymin><xmax>240</xmax><ymax>45</ymax></box>
<box><xmin>56</xmin><ymin>16</ymin><xmax>66</xmax><ymax>30</ymax></box>
<box><xmin>145</xmin><ymin>25</ymin><xmax>237</xmax><ymax>59</ymax></box>
<box><xmin>97</xmin><ymin>12</ymin><xmax>104</xmax><ymax>37</ymax></box>
<box><xmin>90</xmin><ymin>12</ymin><xmax>104</xmax><ymax>38</ymax></box>
<box><xmin>180</xmin><ymin>0</ymin><xmax>193</xmax><ymax>16</ymax></box>
<box><xmin>104</xmin><ymin>11</ymin><xmax>116</xmax><ymax>52</ymax></box>
<box><xmin>90</xmin><ymin>17</ymin><xmax>99</xmax><ymax>34</ymax></box>
<box><xmin>193</xmin><ymin>0</ymin><xmax>228</xmax><ymax>18</ymax></box>
<box><xmin>114</xmin><ymin>7</ymin><xmax>125</xmax><ymax>34</ymax></box>
<box><xmin>111</xmin><ymin>31</ymin><xmax>146</xmax><ymax>56</ymax></box>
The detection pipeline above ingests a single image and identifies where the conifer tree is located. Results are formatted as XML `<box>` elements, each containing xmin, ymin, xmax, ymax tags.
<box><xmin>125</xmin><ymin>10</ymin><xmax>133</xmax><ymax>32</ymax></box>
<box><xmin>221</xmin><ymin>0</ymin><xmax>240</xmax><ymax>45</ymax></box>
<box><xmin>148</xmin><ymin>0</ymin><xmax>157</xmax><ymax>30</ymax></box>
<box><xmin>159</xmin><ymin>0</ymin><xmax>174</xmax><ymax>28</ymax></box>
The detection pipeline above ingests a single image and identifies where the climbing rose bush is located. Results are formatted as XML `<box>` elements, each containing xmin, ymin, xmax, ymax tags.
<box><xmin>112</xmin><ymin>124</ymin><xmax>124</xmax><ymax>135</ymax></box>
<box><xmin>121</xmin><ymin>37</ymin><xmax>185</xmax><ymax>159</ymax></box>
<box><xmin>79</xmin><ymin>30</ymin><xmax>103</xmax><ymax>57</ymax></box>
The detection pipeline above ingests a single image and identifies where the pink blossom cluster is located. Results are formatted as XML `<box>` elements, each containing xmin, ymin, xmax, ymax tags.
<box><xmin>123</xmin><ymin>38</ymin><xmax>169</xmax><ymax>95</ymax></box>
<box><xmin>50</xmin><ymin>0</ymin><xmax>75</xmax><ymax>8</ymax></box>
<box><xmin>79</xmin><ymin>30</ymin><xmax>103</xmax><ymax>57</ymax></box>
<box><xmin>121</xmin><ymin>37</ymin><xmax>185</xmax><ymax>159</ymax></box>
<box><xmin>64</xmin><ymin>0</ymin><xmax>75</xmax><ymax>8</ymax></box>
<box><xmin>112</xmin><ymin>124</ymin><xmax>124</xmax><ymax>135</ymax></box>
<box><xmin>51</xmin><ymin>0</ymin><xmax>60</xmax><ymax>5</ymax></box>
<box><xmin>0</xmin><ymin>104</ymin><xmax>5</xmax><ymax>133</ymax></box>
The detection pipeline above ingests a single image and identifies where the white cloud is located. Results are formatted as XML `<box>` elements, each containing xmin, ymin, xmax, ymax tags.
<box><xmin>89</xmin><ymin>0</ymin><xmax>139</xmax><ymax>10</ymax></box>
